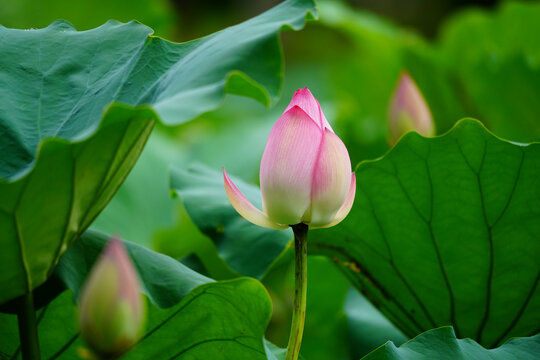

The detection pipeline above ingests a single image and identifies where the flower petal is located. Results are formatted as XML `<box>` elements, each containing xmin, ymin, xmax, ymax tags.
<box><xmin>308</xmin><ymin>129</ymin><xmax>353</xmax><ymax>227</ymax></box>
<box><xmin>311</xmin><ymin>173</ymin><xmax>356</xmax><ymax>229</ymax></box>
<box><xmin>223</xmin><ymin>168</ymin><xmax>287</xmax><ymax>230</ymax></box>
<box><xmin>388</xmin><ymin>71</ymin><xmax>434</xmax><ymax>144</ymax></box>
<box><xmin>103</xmin><ymin>238</ymin><xmax>142</xmax><ymax>312</ymax></box>
<box><xmin>260</xmin><ymin>105</ymin><xmax>323</xmax><ymax>225</ymax></box>
<box><xmin>285</xmin><ymin>87</ymin><xmax>333</xmax><ymax>132</ymax></box>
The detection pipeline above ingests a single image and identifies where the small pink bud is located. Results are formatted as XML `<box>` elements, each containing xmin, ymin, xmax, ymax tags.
<box><xmin>224</xmin><ymin>88</ymin><xmax>356</xmax><ymax>229</ymax></box>
<box><xmin>78</xmin><ymin>238</ymin><xmax>145</xmax><ymax>359</ymax></box>
<box><xmin>388</xmin><ymin>71</ymin><xmax>434</xmax><ymax>144</ymax></box>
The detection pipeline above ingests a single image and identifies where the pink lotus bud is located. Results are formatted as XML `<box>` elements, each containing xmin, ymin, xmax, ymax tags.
<box><xmin>78</xmin><ymin>238</ymin><xmax>145</xmax><ymax>359</ymax></box>
<box><xmin>388</xmin><ymin>71</ymin><xmax>434</xmax><ymax>144</ymax></box>
<box><xmin>224</xmin><ymin>88</ymin><xmax>356</xmax><ymax>229</ymax></box>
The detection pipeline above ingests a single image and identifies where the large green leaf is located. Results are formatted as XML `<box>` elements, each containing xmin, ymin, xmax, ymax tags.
<box><xmin>310</xmin><ymin>119</ymin><xmax>540</xmax><ymax>347</ymax></box>
<box><xmin>0</xmin><ymin>230</ymin><xmax>284</xmax><ymax>359</ymax></box>
<box><xmin>361</xmin><ymin>327</ymin><xmax>540</xmax><ymax>360</ymax></box>
<box><xmin>0</xmin><ymin>0</ymin><xmax>317</xmax><ymax>304</ymax></box>
<box><xmin>170</xmin><ymin>164</ymin><xmax>293</xmax><ymax>279</ymax></box>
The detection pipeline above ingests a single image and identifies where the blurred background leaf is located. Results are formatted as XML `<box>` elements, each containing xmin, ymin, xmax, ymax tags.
<box><xmin>0</xmin><ymin>0</ymin><xmax>176</xmax><ymax>36</ymax></box>
<box><xmin>346</xmin><ymin>288</ymin><xmax>408</xmax><ymax>358</ymax></box>
<box><xmin>438</xmin><ymin>2</ymin><xmax>540</xmax><ymax>142</ymax></box>
<box><xmin>170</xmin><ymin>164</ymin><xmax>292</xmax><ymax>280</ymax></box>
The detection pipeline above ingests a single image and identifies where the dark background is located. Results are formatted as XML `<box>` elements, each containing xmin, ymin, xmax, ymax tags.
<box><xmin>1</xmin><ymin>0</ymin><xmax>499</xmax><ymax>40</ymax></box>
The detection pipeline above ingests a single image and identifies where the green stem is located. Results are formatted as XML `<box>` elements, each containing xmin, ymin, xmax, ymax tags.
<box><xmin>17</xmin><ymin>291</ymin><xmax>41</xmax><ymax>360</ymax></box>
<box><xmin>285</xmin><ymin>223</ymin><xmax>308</xmax><ymax>360</ymax></box>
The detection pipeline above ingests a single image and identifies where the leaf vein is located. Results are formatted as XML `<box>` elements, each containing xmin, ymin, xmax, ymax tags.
<box><xmin>357</xmin><ymin>183</ymin><xmax>437</xmax><ymax>329</ymax></box>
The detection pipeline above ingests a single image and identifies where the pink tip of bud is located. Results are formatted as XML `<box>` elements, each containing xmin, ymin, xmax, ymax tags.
<box><xmin>103</xmin><ymin>238</ymin><xmax>141</xmax><ymax>311</ymax></box>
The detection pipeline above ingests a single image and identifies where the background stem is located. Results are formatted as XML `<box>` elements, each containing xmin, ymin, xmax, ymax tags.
<box><xmin>17</xmin><ymin>291</ymin><xmax>41</xmax><ymax>360</ymax></box>
<box><xmin>285</xmin><ymin>223</ymin><xmax>308</xmax><ymax>360</ymax></box>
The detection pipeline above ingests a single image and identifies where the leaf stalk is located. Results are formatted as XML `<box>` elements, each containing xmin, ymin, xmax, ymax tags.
<box><xmin>17</xmin><ymin>291</ymin><xmax>41</xmax><ymax>360</ymax></box>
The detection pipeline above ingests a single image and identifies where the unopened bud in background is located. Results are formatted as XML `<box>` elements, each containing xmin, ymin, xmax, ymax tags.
<box><xmin>388</xmin><ymin>71</ymin><xmax>434</xmax><ymax>144</ymax></box>
<box><xmin>79</xmin><ymin>238</ymin><xmax>145</xmax><ymax>359</ymax></box>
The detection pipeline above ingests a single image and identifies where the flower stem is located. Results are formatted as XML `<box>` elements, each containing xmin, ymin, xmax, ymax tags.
<box><xmin>285</xmin><ymin>223</ymin><xmax>308</xmax><ymax>360</ymax></box>
<box><xmin>17</xmin><ymin>291</ymin><xmax>41</xmax><ymax>360</ymax></box>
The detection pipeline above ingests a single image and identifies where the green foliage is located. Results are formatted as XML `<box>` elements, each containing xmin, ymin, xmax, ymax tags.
<box><xmin>439</xmin><ymin>2</ymin><xmax>540</xmax><ymax>142</ymax></box>
<box><xmin>171</xmin><ymin>166</ymin><xmax>410</xmax><ymax>358</ymax></box>
<box><xmin>301</xmin><ymin>257</ymin><xmax>353</xmax><ymax>360</ymax></box>
<box><xmin>57</xmin><ymin>230</ymin><xmax>210</xmax><ymax>308</ymax></box>
<box><xmin>170</xmin><ymin>165</ymin><xmax>293</xmax><ymax>279</ymax></box>
<box><xmin>0</xmin><ymin>230</ymin><xmax>284</xmax><ymax>359</ymax></box>
<box><xmin>310</xmin><ymin>119</ymin><xmax>540</xmax><ymax>347</ymax></box>
<box><xmin>91</xmin><ymin>95</ymin><xmax>279</xmax><ymax>253</ymax></box>
<box><xmin>317</xmin><ymin>0</ymin><xmax>467</xmax><ymax>164</ymax></box>
<box><xmin>91</xmin><ymin>86</ymin><xmax>290</xmax><ymax>266</ymax></box>
<box><xmin>362</xmin><ymin>327</ymin><xmax>540</xmax><ymax>360</ymax></box>
<box><xmin>346</xmin><ymin>289</ymin><xmax>407</xmax><ymax>358</ymax></box>
<box><xmin>265</xmin><ymin>255</ymin><xmax>359</xmax><ymax>360</ymax></box>
<box><xmin>313</xmin><ymin>0</ymin><xmax>540</xmax><ymax>168</ymax></box>
<box><xmin>0</xmin><ymin>0</ymin><xmax>317</xmax><ymax>304</ymax></box>
<box><xmin>172</xmin><ymin>120</ymin><xmax>540</xmax><ymax>351</ymax></box>
<box><xmin>0</xmin><ymin>104</ymin><xmax>155</xmax><ymax>305</ymax></box>
<box><xmin>0</xmin><ymin>0</ymin><xmax>177</xmax><ymax>38</ymax></box>
<box><xmin>1</xmin><ymin>0</ymin><xmax>539</xmax><ymax>358</ymax></box>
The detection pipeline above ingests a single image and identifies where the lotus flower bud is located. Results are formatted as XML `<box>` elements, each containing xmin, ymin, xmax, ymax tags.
<box><xmin>78</xmin><ymin>238</ymin><xmax>145</xmax><ymax>359</ymax></box>
<box><xmin>388</xmin><ymin>71</ymin><xmax>434</xmax><ymax>144</ymax></box>
<box><xmin>224</xmin><ymin>88</ymin><xmax>356</xmax><ymax>229</ymax></box>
